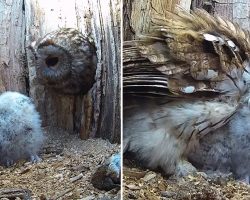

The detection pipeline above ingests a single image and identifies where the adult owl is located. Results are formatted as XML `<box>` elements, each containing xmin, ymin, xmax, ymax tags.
<box><xmin>30</xmin><ymin>28</ymin><xmax>97</xmax><ymax>94</ymax></box>
<box><xmin>123</xmin><ymin>8</ymin><xmax>250</xmax><ymax>176</ymax></box>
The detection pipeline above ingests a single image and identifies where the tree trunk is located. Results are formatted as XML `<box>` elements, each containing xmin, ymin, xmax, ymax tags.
<box><xmin>191</xmin><ymin>0</ymin><xmax>250</xmax><ymax>30</ymax></box>
<box><xmin>0</xmin><ymin>0</ymin><xmax>27</xmax><ymax>93</ymax></box>
<box><xmin>123</xmin><ymin>0</ymin><xmax>191</xmax><ymax>41</ymax></box>
<box><xmin>123</xmin><ymin>0</ymin><xmax>250</xmax><ymax>40</ymax></box>
<box><xmin>0</xmin><ymin>0</ymin><xmax>120</xmax><ymax>143</ymax></box>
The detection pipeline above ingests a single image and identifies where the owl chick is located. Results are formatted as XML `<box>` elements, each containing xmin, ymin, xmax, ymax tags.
<box><xmin>30</xmin><ymin>28</ymin><xmax>97</xmax><ymax>94</ymax></box>
<box><xmin>0</xmin><ymin>91</ymin><xmax>44</xmax><ymax>166</ymax></box>
<box><xmin>123</xmin><ymin>8</ymin><xmax>250</xmax><ymax>176</ymax></box>
<box><xmin>189</xmin><ymin>97</ymin><xmax>250</xmax><ymax>183</ymax></box>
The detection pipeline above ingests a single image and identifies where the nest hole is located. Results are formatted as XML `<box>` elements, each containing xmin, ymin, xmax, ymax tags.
<box><xmin>46</xmin><ymin>56</ymin><xmax>59</xmax><ymax>67</ymax></box>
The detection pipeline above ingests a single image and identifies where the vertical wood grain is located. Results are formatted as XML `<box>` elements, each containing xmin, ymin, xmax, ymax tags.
<box><xmin>0</xmin><ymin>0</ymin><xmax>122</xmax><ymax>142</ymax></box>
<box><xmin>0</xmin><ymin>0</ymin><xmax>27</xmax><ymax>93</ymax></box>
<box><xmin>123</xmin><ymin>0</ymin><xmax>190</xmax><ymax>39</ymax></box>
<box><xmin>24</xmin><ymin>0</ymin><xmax>120</xmax><ymax>142</ymax></box>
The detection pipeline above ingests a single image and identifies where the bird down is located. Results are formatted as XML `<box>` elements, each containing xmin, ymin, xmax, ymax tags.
<box><xmin>123</xmin><ymin>8</ymin><xmax>250</xmax><ymax>177</ymax></box>
<box><xmin>189</xmin><ymin>101</ymin><xmax>250</xmax><ymax>183</ymax></box>
<box><xmin>0</xmin><ymin>92</ymin><xmax>44</xmax><ymax>166</ymax></box>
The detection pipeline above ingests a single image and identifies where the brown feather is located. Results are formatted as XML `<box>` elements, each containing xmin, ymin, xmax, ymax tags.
<box><xmin>123</xmin><ymin>8</ymin><xmax>250</xmax><ymax>100</ymax></box>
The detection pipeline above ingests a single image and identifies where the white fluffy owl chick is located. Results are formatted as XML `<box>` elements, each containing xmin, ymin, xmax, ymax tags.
<box><xmin>0</xmin><ymin>91</ymin><xmax>44</xmax><ymax>166</ymax></box>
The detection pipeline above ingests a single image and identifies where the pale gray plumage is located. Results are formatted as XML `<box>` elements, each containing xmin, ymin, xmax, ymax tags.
<box><xmin>124</xmin><ymin>96</ymin><xmax>242</xmax><ymax>176</ymax></box>
<box><xmin>123</xmin><ymin>8</ymin><xmax>250</xmax><ymax>177</ymax></box>
<box><xmin>189</xmin><ymin>99</ymin><xmax>250</xmax><ymax>183</ymax></box>
<box><xmin>0</xmin><ymin>92</ymin><xmax>44</xmax><ymax>166</ymax></box>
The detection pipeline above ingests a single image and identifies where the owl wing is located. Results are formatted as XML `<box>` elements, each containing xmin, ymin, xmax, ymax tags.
<box><xmin>124</xmin><ymin>9</ymin><xmax>250</xmax><ymax>141</ymax></box>
<box><xmin>123</xmin><ymin>9</ymin><xmax>250</xmax><ymax>100</ymax></box>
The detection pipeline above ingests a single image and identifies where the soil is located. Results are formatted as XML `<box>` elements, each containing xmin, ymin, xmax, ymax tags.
<box><xmin>0</xmin><ymin>127</ymin><xmax>120</xmax><ymax>200</ymax></box>
<box><xmin>123</xmin><ymin>160</ymin><xmax>250</xmax><ymax>200</ymax></box>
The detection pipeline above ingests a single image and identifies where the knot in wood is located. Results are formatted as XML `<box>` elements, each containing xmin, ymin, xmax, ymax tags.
<box><xmin>32</xmin><ymin>28</ymin><xmax>97</xmax><ymax>94</ymax></box>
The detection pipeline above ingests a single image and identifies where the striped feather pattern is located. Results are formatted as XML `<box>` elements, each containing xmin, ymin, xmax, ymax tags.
<box><xmin>123</xmin><ymin>9</ymin><xmax>250</xmax><ymax>175</ymax></box>
<box><xmin>123</xmin><ymin>9</ymin><xmax>250</xmax><ymax>99</ymax></box>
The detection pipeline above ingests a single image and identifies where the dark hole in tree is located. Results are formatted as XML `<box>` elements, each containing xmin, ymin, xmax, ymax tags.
<box><xmin>46</xmin><ymin>56</ymin><xmax>59</xmax><ymax>67</ymax></box>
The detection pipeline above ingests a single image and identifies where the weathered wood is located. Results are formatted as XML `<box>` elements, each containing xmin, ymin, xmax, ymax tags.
<box><xmin>87</xmin><ymin>0</ymin><xmax>121</xmax><ymax>142</ymax></box>
<box><xmin>124</xmin><ymin>0</ymin><xmax>250</xmax><ymax>40</ymax></box>
<box><xmin>192</xmin><ymin>0</ymin><xmax>250</xmax><ymax>30</ymax></box>
<box><xmin>0</xmin><ymin>0</ymin><xmax>27</xmax><ymax>93</ymax></box>
<box><xmin>24</xmin><ymin>0</ymin><xmax>120</xmax><ymax>142</ymax></box>
<box><xmin>123</xmin><ymin>0</ymin><xmax>190</xmax><ymax>39</ymax></box>
<box><xmin>0</xmin><ymin>188</ymin><xmax>32</xmax><ymax>200</ymax></box>
<box><xmin>0</xmin><ymin>0</ymin><xmax>120</xmax><ymax>143</ymax></box>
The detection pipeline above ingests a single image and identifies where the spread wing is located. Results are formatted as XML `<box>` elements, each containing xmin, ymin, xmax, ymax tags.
<box><xmin>123</xmin><ymin>9</ymin><xmax>250</xmax><ymax>100</ymax></box>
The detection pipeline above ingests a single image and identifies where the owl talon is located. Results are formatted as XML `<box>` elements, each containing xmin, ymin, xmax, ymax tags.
<box><xmin>239</xmin><ymin>175</ymin><xmax>249</xmax><ymax>184</ymax></box>
<box><xmin>6</xmin><ymin>159</ymin><xmax>14</xmax><ymax>167</ymax></box>
<box><xmin>175</xmin><ymin>160</ymin><xmax>197</xmax><ymax>177</ymax></box>
<box><xmin>30</xmin><ymin>155</ymin><xmax>41</xmax><ymax>163</ymax></box>
<box><xmin>247</xmin><ymin>98</ymin><xmax>250</xmax><ymax>108</ymax></box>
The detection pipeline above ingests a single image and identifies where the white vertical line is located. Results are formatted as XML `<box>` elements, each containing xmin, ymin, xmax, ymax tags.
<box><xmin>120</xmin><ymin>0</ymin><xmax>124</xmax><ymax>199</ymax></box>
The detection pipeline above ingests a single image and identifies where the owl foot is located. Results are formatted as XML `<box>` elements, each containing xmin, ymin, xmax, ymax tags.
<box><xmin>30</xmin><ymin>155</ymin><xmax>42</xmax><ymax>163</ymax></box>
<box><xmin>239</xmin><ymin>175</ymin><xmax>249</xmax><ymax>184</ymax></box>
<box><xmin>175</xmin><ymin>159</ymin><xmax>197</xmax><ymax>177</ymax></box>
<box><xmin>5</xmin><ymin>159</ymin><xmax>15</xmax><ymax>167</ymax></box>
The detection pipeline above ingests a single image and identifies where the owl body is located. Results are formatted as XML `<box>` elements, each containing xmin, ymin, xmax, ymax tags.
<box><xmin>189</xmin><ymin>99</ymin><xmax>250</xmax><ymax>182</ymax></box>
<box><xmin>123</xmin><ymin>9</ymin><xmax>250</xmax><ymax>176</ymax></box>
<box><xmin>124</xmin><ymin>96</ymin><xmax>240</xmax><ymax>176</ymax></box>
<box><xmin>0</xmin><ymin>92</ymin><xmax>44</xmax><ymax>166</ymax></box>
<box><xmin>31</xmin><ymin>28</ymin><xmax>97</xmax><ymax>94</ymax></box>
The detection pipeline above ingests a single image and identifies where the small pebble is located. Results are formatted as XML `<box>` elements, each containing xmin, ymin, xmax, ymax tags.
<box><xmin>125</xmin><ymin>184</ymin><xmax>140</xmax><ymax>190</ymax></box>
<box><xmin>161</xmin><ymin>191</ymin><xmax>176</xmax><ymax>198</ymax></box>
<box><xmin>143</xmin><ymin>172</ymin><xmax>156</xmax><ymax>182</ymax></box>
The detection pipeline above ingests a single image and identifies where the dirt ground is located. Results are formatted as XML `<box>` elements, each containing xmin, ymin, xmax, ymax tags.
<box><xmin>0</xmin><ymin>127</ymin><xmax>120</xmax><ymax>200</ymax></box>
<box><xmin>123</xmin><ymin>158</ymin><xmax>250</xmax><ymax>200</ymax></box>
<box><xmin>1</xmin><ymin>129</ymin><xmax>250</xmax><ymax>200</ymax></box>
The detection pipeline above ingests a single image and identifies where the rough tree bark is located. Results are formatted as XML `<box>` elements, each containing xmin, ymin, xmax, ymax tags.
<box><xmin>123</xmin><ymin>0</ymin><xmax>250</xmax><ymax>40</ymax></box>
<box><xmin>0</xmin><ymin>0</ymin><xmax>120</xmax><ymax>143</ymax></box>
<box><xmin>191</xmin><ymin>0</ymin><xmax>250</xmax><ymax>30</ymax></box>
<box><xmin>0</xmin><ymin>0</ymin><xmax>27</xmax><ymax>93</ymax></box>
<box><xmin>123</xmin><ymin>0</ymin><xmax>191</xmax><ymax>41</ymax></box>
